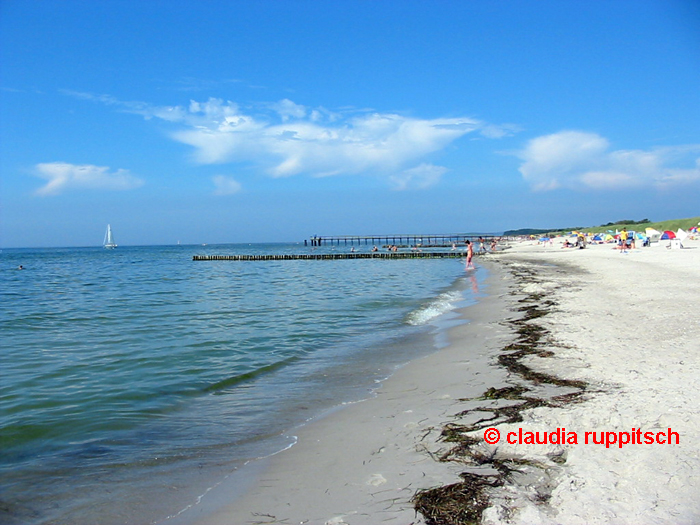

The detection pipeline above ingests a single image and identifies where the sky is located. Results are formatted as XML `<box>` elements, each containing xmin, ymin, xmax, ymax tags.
<box><xmin>1</xmin><ymin>0</ymin><xmax>699</xmax><ymax>248</ymax></box>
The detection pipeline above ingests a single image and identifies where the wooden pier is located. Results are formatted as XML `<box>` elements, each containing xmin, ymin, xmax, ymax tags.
<box><xmin>305</xmin><ymin>233</ymin><xmax>494</xmax><ymax>247</ymax></box>
<box><xmin>193</xmin><ymin>251</ymin><xmax>466</xmax><ymax>262</ymax></box>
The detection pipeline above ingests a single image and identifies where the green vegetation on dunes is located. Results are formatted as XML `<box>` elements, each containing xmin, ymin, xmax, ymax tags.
<box><xmin>639</xmin><ymin>217</ymin><xmax>700</xmax><ymax>233</ymax></box>
<box><xmin>504</xmin><ymin>217</ymin><xmax>699</xmax><ymax>237</ymax></box>
<box><xmin>583</xmin><ymin>216</ymin><xmax>700</xmax><ymax>234</ymax></box>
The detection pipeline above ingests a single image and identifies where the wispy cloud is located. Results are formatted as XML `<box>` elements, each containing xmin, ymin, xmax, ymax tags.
<box><xmin>33</xmin><ymin>162</ymin><xmax>144</xmax><ymax>196</ymax></box>
<box><xmin>212</xmin><ymin>175</ymin><xmax>242</xmax><ymax>195</ymax></box>
<box><xmin>166</xmin><ymin>98</ymin><xmax>517</xmax><ymax>181</ymax></box>
<box><xmin>67</xmin><ymin>92</ymin><xmax>517</xmax><ymax>188</ymax></box>
<box><xmin>266</xmin><ymin>98</ymin><xmax>307</xmax><ymax>121</ymax></box>
<box><xmin>517</xmin><ymin>131</ymin><xmax>700</xmax><ymax>190</ymax></box>
<box><xmin>390</xmin><ymin>163</ymin><xmax>448</xmax><ymax>190</ymax></box>
<box><xmin>62</xmin><ymin>90</ymin><xmax>155</xmax><ymax>115</ymax></box>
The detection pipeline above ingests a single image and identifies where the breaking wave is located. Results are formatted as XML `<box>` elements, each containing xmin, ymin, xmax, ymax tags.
<box><xmin>405</xmin><ymin>290</ymin><xmax>463</xmax><ymax>326</ymax></box>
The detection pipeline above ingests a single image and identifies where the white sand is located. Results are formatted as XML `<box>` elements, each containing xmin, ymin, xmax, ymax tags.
<box><xmin>481</xmin><ymin>237</ymin><xmax>700</xmax><ymax>524</ymax></box>
<box><xmin>178</xmin><ymin>237</ymin><xmax>700</xmax><ymax>525</ymax></box>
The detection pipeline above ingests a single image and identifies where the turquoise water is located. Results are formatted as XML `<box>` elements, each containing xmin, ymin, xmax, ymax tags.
<box><xmin>0</xmin><ymin>243</ymin><xmax>482</xmax><ymax>524</ymax></box>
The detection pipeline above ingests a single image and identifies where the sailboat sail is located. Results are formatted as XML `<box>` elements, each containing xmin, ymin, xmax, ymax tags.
<box><xmin>103</xmin><ymin>224</ymin><xmax>117</xmax><ymax>249</ymax></box>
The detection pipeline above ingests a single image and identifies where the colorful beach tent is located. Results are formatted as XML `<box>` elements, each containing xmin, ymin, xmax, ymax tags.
<box><xmin>646</xmin><ymin>228</ymin><xmax>661</xmax><ymax>243</ymax></box>
<box><xmin>593</xmin><ymin>234</ymin><xmax>603</xmax><ymax>241</ymax></box>
<box><xmin>677</xmin><ymin>228</ymin><xmax>688</xmax><ymax>242</ymax></box>
<box><xmin>660</xmin><ymin>230</ymin><xmax>676</xmax><ymax>240</ymax></box>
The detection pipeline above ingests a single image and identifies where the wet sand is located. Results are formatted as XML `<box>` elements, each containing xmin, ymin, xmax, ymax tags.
<box><xmin>176</xmin><ymin>237</ymin><xmax>700</xmax><ymax>525</ymax></box>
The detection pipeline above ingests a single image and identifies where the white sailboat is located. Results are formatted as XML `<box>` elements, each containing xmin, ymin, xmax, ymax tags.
<box><xmin>103</xmin><ymin>224</ymin><xmax>117</xmax><ymax>249</ymax></box>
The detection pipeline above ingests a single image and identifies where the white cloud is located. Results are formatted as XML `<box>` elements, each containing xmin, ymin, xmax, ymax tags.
<box><xmin>390</xmin><ymin>163</ymin><xmax>448</xmax><ymax>190</ymax></box>
<box><xmin>68</xmin><ymin>92</ymin><xmax>515</xmax><ymax>189</ymax></box>
<box><xmin>164</xmin><ymin>99</ymin><xmax>488</xmax><ymax>182</ymax></box>
<box><xmin>579</xmin><ymin>171</ymin><xmax>636</xmax><ymax>189</ymax></box>
<box><xmin>212</xmin><ymin>175</ymin><xmax>242</xmax><ymax>195</ymax></box>
<box><xmin>33</xmin><ymin>162</ymin><xmax>144</xmax><ymax>196</ymax></box>
<box><xmin>517</xmin><ymin>131</ymin><xmax>700</xmax><ymax>190</ymax></box>
<box><xmin>479</xmin><ymin>123</ymin><xmax>522</xmax><ymax>139</ymax></box>
<box><xmin>268</xmin><ymin>98</ymin><xmax>307</xmax><ymax>121</ymax></box>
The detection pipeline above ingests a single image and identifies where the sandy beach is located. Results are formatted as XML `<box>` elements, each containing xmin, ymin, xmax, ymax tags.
<box><xmin>480</xmin><ymin>237</ymin><xmax>700</xmax><ymax>524</ymax></box>
<box><xmin>178</xmin><ymin>236</ymin><xmax>700</xmax><ymax>525</ymax></box>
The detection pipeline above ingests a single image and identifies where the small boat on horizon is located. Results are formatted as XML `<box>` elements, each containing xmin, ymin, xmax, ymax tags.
<box><xmin>103</xmin><ymin>224</ymin><xmax>117</xmax><ymax>249</ymax></box>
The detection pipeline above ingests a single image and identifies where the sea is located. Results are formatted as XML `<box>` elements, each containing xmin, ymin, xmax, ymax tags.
<box><xmin>0</xmin><ymin>243</ymin><xmax>485</xmax><ymax>525</ymax></box>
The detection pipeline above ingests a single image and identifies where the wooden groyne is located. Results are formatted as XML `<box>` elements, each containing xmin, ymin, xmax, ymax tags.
<box><xmin>193</xmin><ymin>252</ymin><xmax>466</xmax><ymax>261</ymax></box>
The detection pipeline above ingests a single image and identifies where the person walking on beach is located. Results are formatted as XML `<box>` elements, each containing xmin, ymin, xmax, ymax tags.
<box><xmin>465</xmin><ymin>240</ymin><xmax>475</xmax><ymax>270</ymax></box>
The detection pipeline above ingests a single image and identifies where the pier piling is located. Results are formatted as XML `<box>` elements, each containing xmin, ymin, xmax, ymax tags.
<box><xmin>193</xmin><ymin>252</ymin><xmax>466</xmax><ymax>262</ymax></box>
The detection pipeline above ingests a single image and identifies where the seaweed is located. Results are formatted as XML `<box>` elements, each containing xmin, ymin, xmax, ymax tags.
<box><xmin>412</xmin><ymin>260</ymin><xmax>590</xmax><ymax>524</ymax></box>
<box><xmin>412</xmin><ymin>472</ymin><xmax>503</xmax><ymax>525</ymax></box>
<box><xmin>479</xmin><ymin>385</ymin><xmax>529</xmax><ymax>400</ymax></box>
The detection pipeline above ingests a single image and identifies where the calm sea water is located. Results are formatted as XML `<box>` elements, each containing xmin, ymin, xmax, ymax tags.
<box><xmin>0</xmin><ymin>243</ymin><xmax>484</xmax><ymax>524</ymax></box>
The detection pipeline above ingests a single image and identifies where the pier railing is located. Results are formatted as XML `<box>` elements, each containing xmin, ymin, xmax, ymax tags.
<box><xmin>306</xmin><ymin>233</ymin><xmax>496</xmax><ymax>247</ymax></box>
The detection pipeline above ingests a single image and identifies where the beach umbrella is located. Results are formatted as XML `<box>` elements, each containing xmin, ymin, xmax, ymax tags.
<box><xmin>660</xmin><ymin>230</ymin><xmax>676</xmax><ymax>240</ymax></box>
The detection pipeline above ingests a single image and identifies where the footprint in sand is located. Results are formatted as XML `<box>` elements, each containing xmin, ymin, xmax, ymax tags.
<box><xmin>367</xmin><ymin>473</ymin><xmax>387</xmax><ymax>486</ymax></box>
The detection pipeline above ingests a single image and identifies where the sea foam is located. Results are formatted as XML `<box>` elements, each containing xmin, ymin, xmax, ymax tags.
<box><xmin>405</xmin><ymin>290</ymin><xmax>462</xmax><ymax>326</ymax></box>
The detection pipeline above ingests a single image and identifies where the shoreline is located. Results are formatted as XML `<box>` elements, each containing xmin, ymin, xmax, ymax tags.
<box><xmin>173</xmin><ymin>238</ymin><xmax>700</xmax><ymax>524</ymax></box>
<box><xmin>170</xmin><ymin>260</ymin><xmax>516</xmax><ymax>525</ymax></box>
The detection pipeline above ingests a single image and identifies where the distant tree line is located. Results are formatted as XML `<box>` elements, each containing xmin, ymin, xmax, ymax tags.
<box><xmin>503</xmin><ymin>219</ymin><xmax>651</xmax><ymax>237</ymax></box>
<box><xmin>602</xmin><ymin>219</ymin><xmax>651</xmax><ymax>226</ymax></box>
<box><xmin>503</xmin><ymin>228</ymin><xmax>561</xmax><ymax>236</ymax></box>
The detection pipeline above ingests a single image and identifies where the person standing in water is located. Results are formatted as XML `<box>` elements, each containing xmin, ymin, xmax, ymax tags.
<box><xmin>465</xmin><ymin>240</ymin><xmax>475</xmax><ymax>270</ymax></box>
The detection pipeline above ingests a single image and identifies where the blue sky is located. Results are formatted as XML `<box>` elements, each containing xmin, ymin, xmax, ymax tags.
<box><xmin>1</xmin><ymin>0</ymin><xmax>698</xmax><ymax>247</ymax></box>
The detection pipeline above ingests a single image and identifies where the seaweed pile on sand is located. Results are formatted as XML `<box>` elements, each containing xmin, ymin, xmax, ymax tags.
<box><xmin>413</xmin><ymin>261</ymin><xmax>591</xmax><ymax>525</ymax></box>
